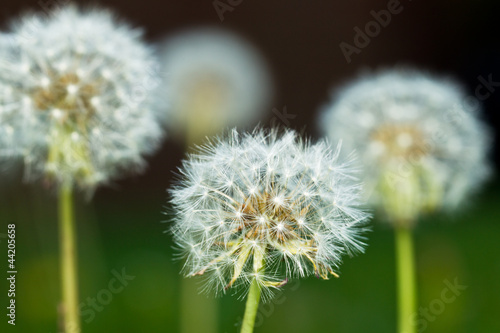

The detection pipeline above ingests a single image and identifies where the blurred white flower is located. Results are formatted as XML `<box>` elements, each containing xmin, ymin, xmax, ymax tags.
<box><xmin>319</xmin><ymin>68</ymin><xmax>492</xmax><ymax>224</ymax></box>
<box><xmin>158</xmin><ymin>28</ymin><xmax>273</xmax><ymax>143</ymax></box>
<box><xmin>0</xmin><ymin>6</ymin><xmax>163</xmax><ymax>191</ymax></box>
<box><xmin>169</xmin><ymin>128</ymin><xmax>369</xmax><ymax>299</ymax></box>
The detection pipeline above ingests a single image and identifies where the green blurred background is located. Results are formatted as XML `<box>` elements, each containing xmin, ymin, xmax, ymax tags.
<box><xmin>1</xmin><ymin>0</ymin><xmax>500</xmax><ymax>332</ymax></box>
<box><xmin>1</xmin><ymin>176</ymin><xmax>499</xmax><ymax>332</ymax></box>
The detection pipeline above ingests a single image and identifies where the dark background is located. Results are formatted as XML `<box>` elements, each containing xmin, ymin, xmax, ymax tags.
<box><xmin>1</xmin><ymin>1</ymin><xmax>499</xmax><ymax>332</ymax></box>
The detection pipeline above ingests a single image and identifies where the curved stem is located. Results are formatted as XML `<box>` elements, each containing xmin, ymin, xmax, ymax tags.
<box><xmin>395</xmin><ymin>225</ymin><xmax>416</xmax><ymax>333</ymax></box>
<box><xmin>240</xmin><ymin>279</ymin><xmax>261</xmax><ymax>333</ymax></box>
<box><xmin>58</xmin><ymin>182</ymin><xmax>80</xmax><ymax>332</ymax></box>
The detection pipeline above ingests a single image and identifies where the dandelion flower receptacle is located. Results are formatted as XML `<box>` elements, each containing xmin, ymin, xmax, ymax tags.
<box><xmin>0</xmin><ymin>6</ymin><xmax>163</xmax><ymax>333</ymax></box>
<box><xmin>170</xmin><ymin>129</ymin><xmax>370</xmax><ymax>332</ymax></box>
<box><xmin>319</xmin><ymin>68</ymin><xmax>491</xmax><ymax>333</ymax></box>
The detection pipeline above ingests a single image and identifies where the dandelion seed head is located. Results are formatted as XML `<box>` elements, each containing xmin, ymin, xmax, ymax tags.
<box><xmin>0</xmin><ymin>6</ymin><xmax>163</xmax><ymax>192</ymax></box>
<box><xmin>159</xmin><ymin>28</ymin><xmax>273</xmax><ymax>141</ymax></box>
<box><xmin>170</xmin><ymin>128</ymin><xmax>370</xmax><ymax>298</ymax></box>
<box><xmin>320</xmin><ymin>68</ymin><xmax>492</xmax><ymax>223</ymax></box>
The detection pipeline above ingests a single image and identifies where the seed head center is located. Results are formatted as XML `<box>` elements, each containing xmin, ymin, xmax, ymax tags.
<box><xmin>371</xmin><ymin>124</ymin><xmax>428</xmax><ymax>160</ymax></box>
<box><xmin>32</xmin><ymin>72</ymin><xmax>100</xmax><ymax>124</ymax></box>
<box><xmin>237</xmin><ymin>191</ymin><xmax>306</xmax><ymax>243</ymax></box>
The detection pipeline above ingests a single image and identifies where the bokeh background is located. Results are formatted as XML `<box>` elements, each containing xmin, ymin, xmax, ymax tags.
<box><xmin>1</xmin><ymin>0</ymin><xmax>499</xmax><ymax>332</ymax></box>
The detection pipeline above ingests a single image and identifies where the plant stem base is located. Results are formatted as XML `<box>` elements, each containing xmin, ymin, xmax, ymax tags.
<box><xmin>395</xmin><ymin>225</ymin><xmax>417</xmax><ymax>333</ymax></box>
<box><xmin>59</xmin><ymin>183</ymin><xmax>80</xmax><ymax>332</ymax></box>
<box><xmin>241</xmin><ymin>279</ymin><xmax>262</xmax><ymax>333</ymax></box>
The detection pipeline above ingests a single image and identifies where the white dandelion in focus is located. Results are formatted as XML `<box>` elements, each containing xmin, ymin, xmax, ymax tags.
<box><xmin>0</xmin><ymin>6</ymin><xmax>163</xmax><ymax>192</ymax></box>
<box><xmin>169</xmin><ymin>128</ymin><xmax>370</xmax><ymax>299</ymax></box>
<box><xmin>319</xmin><ymin>68</ymin><xmax>492</xmax><ymax>224</ymax></box>
<box><xmin>159</xmin><ymin>28</ymin><xmax>273</xmax><ymax>143</ymax></box>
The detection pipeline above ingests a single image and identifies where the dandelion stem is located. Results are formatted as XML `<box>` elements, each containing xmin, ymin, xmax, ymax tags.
<box><xmin>395</xmin><ymin>224</ymin><xmax>416</xmax><ymax>333</ymax></box>
<box><xmin>58</xmin><ymin>182</ymin><xmax>80</xmax><ymax>332</ymax></box>
<box><xmin>240</xmin><ymin>279</ymin><xmax>261</xmax><ymax>333</ymax></box>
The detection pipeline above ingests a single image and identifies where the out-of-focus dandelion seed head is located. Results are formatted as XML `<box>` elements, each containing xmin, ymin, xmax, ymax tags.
<box><xmin>169</xmin><ymin>128</ymin><xmax>370</xmax><ymax>299</ymax></box>
<box><xmin>0</xmin><ymin>6</ymin><xmax>163</xmax><ymax>192</ymax></box>
<box><xmin>159</xmin><ymin>28</ymin><xmax>273</xmax><ymax>142</ymax></box>
<box><xmin>320</xmin><ymin>68</ymin><xmax>492</xmax><ymax>225</ymax></box>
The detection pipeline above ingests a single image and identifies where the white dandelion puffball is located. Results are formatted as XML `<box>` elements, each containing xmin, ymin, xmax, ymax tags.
<box><xmin>319</xmin><ymin>68</ymin><xmax>491</xmax><ymax>224</ymax></box>
<box><xmin>0</xmin><ymin>6</ymin><xmax>162</xmax><ymax>191</ymax></box>
<box><xmin>159</xmin><ymin>28</ymin><xmax>273</xmax><ymax>142</ymax></box>
<box><xmin>170</xmin><ymin>129</ymin><xmax>369</xmax><ymax>298</ymax></box>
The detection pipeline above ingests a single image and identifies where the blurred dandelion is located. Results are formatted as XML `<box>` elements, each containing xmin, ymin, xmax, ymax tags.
<box><xmin>319</xmin><ymin>67</ymin><xmax>492</xmax><ymax>333</ymax></box>
<box><xmin>170</xmin><ymin>128</ymin><xmax>370</xmax><ymax>332</ymax></box>
<box><xmin>0</xmin><ymin>6</ymin><xmax>162</xmax><ymax>192</ymax></box>
<box><xmin>0</xmin><ymin>6</ymin><xmax>162</xmax><ymax>332</ymax></box>
<box><xmin>158</xmin><ymin>28</ymin><xmax>273</xmax><ymax>145</ymax></box>
<box><xmin>320</xmin><ymin>68</ymin><xmax>491</xmax><ymax>224</ymax></box>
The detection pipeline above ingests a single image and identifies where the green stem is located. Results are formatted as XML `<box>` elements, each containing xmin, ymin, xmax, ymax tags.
<box><xmin>395</xmin><ymin>225</ymin><xmax>417</xmax><ymax>333</ymax></box>
<box><xmin>58</xmin><ymin>182</ymin><xmax>80</xmax><ymax>332</ymax></box>
<box><xmin>240</xmin><ymin>279</ymin><xmax>262</xmax><ymax>333</ymax></box>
